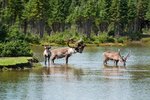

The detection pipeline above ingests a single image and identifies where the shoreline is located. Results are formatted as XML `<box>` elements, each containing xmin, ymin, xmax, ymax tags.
<box><xmin>0</xmin><ymin>57</ymin><xmax>38</xmax><ymax>70</ymax></box>
<box><xmin>40</xmin><ymin>40</ymin><xmax>150</xmax><ymax>47</ymax></box>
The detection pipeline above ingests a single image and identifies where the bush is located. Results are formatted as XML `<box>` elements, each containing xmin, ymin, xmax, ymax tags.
<box><xmin>42</xmin><ymin>30</ymin><xmax>81</xmax><ymax>45</ymax></box>
<box><xmin>0</xmin><ymin>41</ymin><xmax>33</xmax><ymax>57</ymax></box>
<box><xmin>117</xmin><ymin>37</ymin><xmax>128</xmax><ymax>43</ymax></box>
<box><xmin>25</xmin><ymin>33</ymin><xmax>40</xmax><ymax>44</ymax></box>
<box><xmin>129</xmin><ymin>32</ymin><xmax>142</xmax><ymax>40</ymax></box>
<box><xmin>0</xmin><ymin>24</ymin><xmax>7</xmax><ymax>42</ymax></box>
<box><xmin>107</xmin><ymin>36</ymin><xmax>115</xmax><ymax>43</ymax></box>
<box><xmin>7</xmin><ymin>25</ymin><xmax>40</xmax><ymax>44</ymax></box>
<box><xmin>93</xmin><ymin>33</ymin><xmax>115</xmax><ymax>43</ymax></box>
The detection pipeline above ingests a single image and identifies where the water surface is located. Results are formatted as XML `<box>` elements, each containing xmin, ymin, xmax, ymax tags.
<box><xmin>0</xmin><ymin>45</ymin><xmax>150</xmax><ymax>100</ymax></box>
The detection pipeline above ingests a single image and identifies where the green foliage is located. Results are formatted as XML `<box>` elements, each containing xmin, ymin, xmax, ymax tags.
<box><xmin>129</xmin><ymin>32</ymin><xmax>142</xmax><ymax>40</ymax></box>
<box><xmin>0</xmin><ymin>41</ymin><xmax>33</xmax><ymax>57</ymax></box>
<box><xmin>7</xmin><ymin>25</ymin><xmax>40</xmax><ymax>44</ymax></box>
<box><xmin>145</xmin><ymin>1</ymin><xmax>150</xmax><ymax>20</ymax></box>
<box><xmin>0</xmin><ymin>25</ymin><xmax>37</xmax><ymax>57</ymax></box>
<box><xmin>0</xmin><ymin>24</ymin><xmax>8</xmax><ymax>42</ymax></box>
<box><xmin>24</xmin><ymin>33</ymin><xmax>40</xmax><ymax>44</ymax></box>
<box><xmin>42</xmin><ymin>30</ymin><xmax>80</xmax><ymax>45</ymax></box>
<box><xmin>93</xmin><ymin>33</ymin><xmax>115</xmax><ymax>43</ymax></box>
<box><xmin>116</xmin><ymin>37</ymin><xmax>128</xmax><ymax>43</ymax></box>
<box><xmin>1</xmin><ymin>0</ymin><xmax>150</xmax><ymax>44</ymax></box>
<box><xmin>127</xmin><ymin>0</ymin><xmax>136</xmax><ymax>21</ymax></box>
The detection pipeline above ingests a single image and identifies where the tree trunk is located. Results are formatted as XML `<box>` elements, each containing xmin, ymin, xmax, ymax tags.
<box><xmin>84</xmin><ymin>19</ymin><xmax>92</xmax><ymax>38</ymax></box>
<box><xmin>114</xmin><ymin>22</ymin><xmax>121</xmax><ymax>37</ymax></box>
<box><xmin>133</xmin><ymin>18</ymin><xmax>142</xmax><ymax>33</ymax></box>
<box><xmin>39</xmin><ymin>20</ymin><xmax>44</xmax><ymax>38</ymax></box>
<box><xmin>23</xmin><ymin>19</ymin><xmax>27</xmax><ymax>34</ymax></box>
<box><xmin>99</xmin><ymin>22</ymin><xmax>108</xmax><ymax>32</ymax></box>
<box><xmin>76</xmin><ymin>20</ymin><xmax>83</xmax><ymax>34</ymax></box>
<box><xmin>52</xmin><ymin>22</ymin><xmax>61</xmax><ymax>33</ymax></box>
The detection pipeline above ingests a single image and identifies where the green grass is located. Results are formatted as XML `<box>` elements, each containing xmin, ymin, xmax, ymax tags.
<box><xmin>0</xmin><ymin>57</ymin><xmax>32</xmax><ymax>66</ymax></box>
<box><xmin>141</xmin><ymin>37</ymin><xmax>150</xmax><ymax>44</ymax></box>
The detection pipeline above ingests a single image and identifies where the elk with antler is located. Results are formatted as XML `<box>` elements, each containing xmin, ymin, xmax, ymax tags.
<box><xmin>43</xmin><ymin>38</ymin><xmax>86</xmax><ymax>65</ymax></box>
<box><xmin>103</xmin><ymin>49</ymin><xmax>130</xmax><ymax>66</ymax></box>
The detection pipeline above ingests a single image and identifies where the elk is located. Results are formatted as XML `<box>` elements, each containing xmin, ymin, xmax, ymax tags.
<box><xmin>43</xmin><ymin>39</ymin><xmax>86</xmax><ymax>65</ymax></box>
<box><xmin>103</xmin><ymin>49</ymin><xmax>130</xmax><ymax>66</ymax></box>
<box><xmin>43</xmin><ymin>46</ymin><xmax>51</xmax><ymax>65</ymax></box>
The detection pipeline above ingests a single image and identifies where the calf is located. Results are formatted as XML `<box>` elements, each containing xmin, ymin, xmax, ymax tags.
<box><xmin>103</xmin><ymin>49</ymin><xmax>130</xmax><ymax>66</ymax></box>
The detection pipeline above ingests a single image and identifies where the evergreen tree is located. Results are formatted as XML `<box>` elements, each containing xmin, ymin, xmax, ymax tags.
<box><xmin>145</xmin><ymin>1</ymin><xmax>150</xmax><ymax>21</ymax></box>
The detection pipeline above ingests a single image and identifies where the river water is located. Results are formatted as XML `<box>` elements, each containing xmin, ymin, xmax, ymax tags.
<box><xmin>0</xmin><ymin>45</ymin><xmax>150</xmax><ymax>100</ymax></box>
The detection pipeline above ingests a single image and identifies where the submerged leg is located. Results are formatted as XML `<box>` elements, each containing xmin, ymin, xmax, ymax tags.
<box><xmin>50</xmin><ymin>56</ymin><xmax>56</xmax><ymax>65</ymax></box>
<box><xmin>44</xmin><ymin>55</ymin><xmax>47</xmax><ymax>65</ymax></box>
<box><xmin>47</xmin><ymin>55</ymin><xmax>50</xmax><ymax>66</ymax></box>
<box><xmin>65</xmin><ymin>55</ymin><xmax>70</xmax><ymax>64</ymax></box>
<box><xmin>115</xmin><ymin>60</ymin><xmax>119</xmax><ymax>66</ymax></box>
<box><xmin>103</xmin><ymin>59</ymin><xmax>108</xmax><ymax>65</ymax></box>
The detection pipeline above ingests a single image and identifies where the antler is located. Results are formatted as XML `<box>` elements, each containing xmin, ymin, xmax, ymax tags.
<box><xmin>118</xmin><ymin>49</ymin><xmax>122</xmax><ymax>57</ymax></box>
<box><xmin>124</xmin><ymin>51</ymin><xmax>131</xmax><ymax>61</ymax></box>
<box><xmin>67</xmin><ymin>38</ymin><xmax>76</xmax><ymax>48</ymax></box>
<box><xmin>76</xmin><ymin>38</ymin><xmax>82</xmax><ymax>43</ymax></box>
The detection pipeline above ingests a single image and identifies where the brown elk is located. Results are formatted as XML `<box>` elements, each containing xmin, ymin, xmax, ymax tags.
<box><xmin>43</xmin><ymin>39</ymin><xmax>86</xmax><ymax>65</ymax></box>
<box><xmin>103</xmin><ymin>49</ymin><xmax>130</xmax><ymax>66</ymax></box>
<box><xmin>43</xmin><ymin>46</ymin><xmax>51</xmax><ymax>65</ymax></box>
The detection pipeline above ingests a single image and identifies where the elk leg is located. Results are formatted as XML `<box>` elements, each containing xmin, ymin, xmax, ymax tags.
<box><xmin>47</xmin><ymin>55</ymin><xmax>50</xmax><ymax>65</ymax></box>
<box><xmin>65</xmin><ymin>55</ymin><xmax>70</xmax><ymax>64</ymax></box>
<box><xmin>44</xmin><ymin>55</ymin><xmax>47</xmax><ymax>65</ymax></box>
<box><xmin>115</xmin><ymin>60</ymin><xmax>119</xmax><ymax>66</ymax></box>
<box><xmin>103</xmin><ymin>59</ymin><xmax>108</xmax><ymax>65</ymax></box>
<box><xmin>50</xmin><ymin>56</ymin><xmax>56</xmax><ymax>65</ymax></box>
<box><xmin>123</xmin><ymin>62</ymin><xmax>126</xmax><ymax>66</ymax></box>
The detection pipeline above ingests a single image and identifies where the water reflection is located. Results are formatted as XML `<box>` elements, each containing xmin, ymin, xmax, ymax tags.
<box><xmin>0</xmin><ymin>70</ymin><xmax>30</xmax><ymax>82</ymax></box>
<box><xmin>41</xmin><ymin>64</ymin><xmax>83</xmax><ymax>80</ymax></box>
<box><xmin>1</xmin><ymin>45</ymin><xmax>150</xmax><ymax>100</ymax></box>
<box><xmin>102</xmin><ymin>65</ymin><xmax>128</xmax><ymax>79</ymax></box>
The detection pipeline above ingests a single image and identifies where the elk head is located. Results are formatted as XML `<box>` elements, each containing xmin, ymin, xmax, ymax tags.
<box><xmin>121</xmin><ymin>51</ymin><xmax>131</xmax><ymax>66</ymax></box>
<box><xmin>67</xmin><ymin>38</ymin><xmax>86</xmax><ymax>53</ymax></box>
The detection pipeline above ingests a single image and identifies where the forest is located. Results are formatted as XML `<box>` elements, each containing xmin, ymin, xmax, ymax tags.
<box><xmin>0</xmin><ymin>0</ymin><xmax>150</xmax><ymax>56</ymax></box>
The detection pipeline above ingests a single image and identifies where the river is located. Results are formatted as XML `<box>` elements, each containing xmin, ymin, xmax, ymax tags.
<box><xmin>0</xmin><ymin>45</ymin><xmax>150</xmax><ymax>100</ymax></box>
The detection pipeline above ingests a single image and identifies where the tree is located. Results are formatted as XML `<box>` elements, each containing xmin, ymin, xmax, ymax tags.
<box><xmin>145</xmin><ymin>1</ymin><xmax>150</xmax><ymax>21</ymax></box>
<box><xmin>96</xmin><ymin>0</ymin><xmax>109</xmax><ymax>33</ymax></box>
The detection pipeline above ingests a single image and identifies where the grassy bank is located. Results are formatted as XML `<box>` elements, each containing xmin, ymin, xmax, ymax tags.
<box><xmin>0</xmin><ymin>57</ymin><xmax>32</xmax><ymax>66</ymax></box>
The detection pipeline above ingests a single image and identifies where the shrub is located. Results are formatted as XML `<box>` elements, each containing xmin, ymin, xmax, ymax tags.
<box><xmin>0</xmin><ymin>41</ymin><xmax>33</xmax><ymax>57</ymax></box>
<box><xmin>129</xmin><ymin>32</ymin><xmax>142</xmax><ymax>40</ymax></box>
<box><xmin>0</xmin><ymin>24</ymin><xmax>7</xmax><ymax>42</ymax></box>
<box><xmin>107</xmin><ymin>36</ymin><xmax>115</xmax><ymax>43</ymax></box>
<box><xmin>117</xmin><ymin>37</ymin><xmax>128</xmax><ymax>43</ymax></box>
<box><xmin>93</xmin><ymin>33</ymin><xmax>111</xmax><ymax>43</ymax></box>
<box><xmin>25</xmin><ymin>33</ymin><xmax>40</xmax><ymax>44</ymax></box>
<box><xmin>42</xmin><ymin>30</ymin><xmax>81</xmax><ymax>45</ymax></box>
